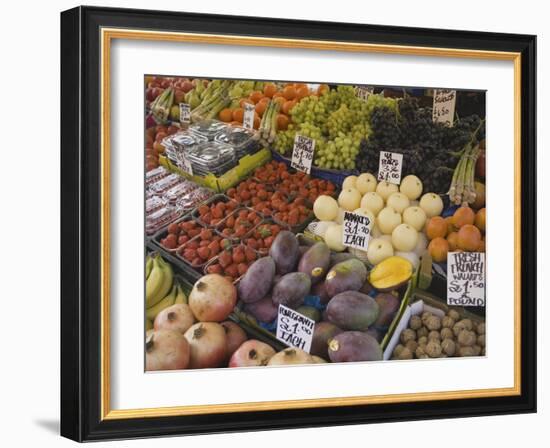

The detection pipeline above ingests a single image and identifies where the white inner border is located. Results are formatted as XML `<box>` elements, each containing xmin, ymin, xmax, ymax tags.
<box><xmin>110</xmin><ymin>37</ymin><xmax>515</xmax><ymax>410</ymax></box>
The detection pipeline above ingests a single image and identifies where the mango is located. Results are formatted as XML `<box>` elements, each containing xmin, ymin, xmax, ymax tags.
<box><xmin>328</xmin><ymin>331</ymin><xmax>383</xmax><ymax>362</ymax></box>
<box><xmin>373</xmin><ymin>292</ymin><xmax>400</xmax><ymax>327</ymax></box>
<box><xmin>324</xmin><ymin>258</ymin><xmax>368</xmax><ymax>298</ymax></box>
<box><xmin>269</xmin><ymin>231</ymin><xmax>300</xmax><ymax>275</ymax></box>
<box><xmin>244</xmin><ymin>294</ymin><xmax>278</xmax><ymax>323</ymax></box>
<box><xmin>329</xmin><ymin>252</ymin><xmax>354</xmax><ymax>268</ymax></box>
<box><xmin>271</xmin><ymin>272</ymin><xmax>311</xmax><ymax>309</ymax></box>
<box><xmin>326</xmin><ymin>291</ymin><xmax>379</xmax><ymax>330</ymax></box>
<box><xmin>298</xmin><ymin>242</ymin><xmax>331</xmax><ymax>284</ymax></box>
<box><xmin>365</xmin><ymin>327</ymin><xmax>383</xmax><ymax>343</ymax></box>
<box><xmin>368</xmin><ymin>256</ymin><xmax>413</xmax><ymax>292</ymax></box>
<box><xmin>311</xmin><ymin>321</ymin><xmax>343</xmax><ymax>359</ymax></box>
<box><xmin>238</xmin><ymin>256</ymin><xmax>275</xmax><ymax>303</ymax></box>
<box><xmin>296</xmin><ymin>305</ymin><xmax>321</xmax><ymax>322</ymax></box>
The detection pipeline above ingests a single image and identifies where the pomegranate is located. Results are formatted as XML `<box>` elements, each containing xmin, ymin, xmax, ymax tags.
<box><xmin>228</xmin><ymin>340</ymin><xmax>276</xmax><ymax>367</ymax></box>
<box><xmin>221</xmin><ymin>321</ymin><xmax>248</xmax><ymax>359</ymax></box>
<box><xmin>145</xmin><ymin>330</ymin><xmax>190</xmax><ymax>371</ymax></box>
<box><xmin>154</xmin><ymin>303</ymin><xmax>196</xmax><ymax>334</ymax></box>
<box><xmin>184</xmin><ymin>322</ymin><xmax>227</xmax><ymax>369</ymax></box>
<box><xmin>189</xmin><ymin>274</ymin><xmax>237</xmax><ymax>322</ymax></box>
<box><xmin>267</xmin><ymin>348</ymin><xmax>314</xmax><ymax>366</ymax></box>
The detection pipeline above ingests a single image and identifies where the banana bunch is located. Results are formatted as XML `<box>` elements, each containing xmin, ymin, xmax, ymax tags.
<box><xmin>145</xmin><ymin>254</ymin><xmax>187</xmax><ymax>326</ymax></box>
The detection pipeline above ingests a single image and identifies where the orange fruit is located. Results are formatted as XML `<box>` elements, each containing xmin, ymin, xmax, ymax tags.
<box><xmin>452</xmin><ymin>206</ymin><xmax>475</xmax><ymax>228</ymax></box>
<box><xmin>249</xmin><ymin>91</ymin><xmax>264</xmax><ymax>104</ymax></box>
<box><xmin>282</xmin><ymin>85</ymin><xmax>297</xmax><ymax>100</ymax></box>
<box><xmin>272</xmin><ymin>92</ymin><xmax>284</xmax><ymax>100</ymax></box>
<box><xmin>428</xmin><ymin>237</ymin><xmax>449</xmax><ymax>263</ymax></box>
<box><xmin>276</xmin><ymin>114</ymin><xmax>289</xmax><ymax>131</ymax></box>
<box><xmin>296</xmin><ymin>85</ymin><xmax>310</xmax><ymax>99</ymax></box>
<box><xmin>218</xmin><ymin>108</ymin><xmax>233</xmax><ymax>122</ymax></box>
<box><xmin>477</xmin><ymin>238</ymin><xmax>486</xmax><ymax>252</ymax></box>
<box><xmin>253</xmin><ymin>115</ymin><xmax>261</xmax><ymax>130</ymax></box>
<box><xmin>457</xmin><ymin>224</ymin><xmax>482</xmax><ymax>251</ymax></box>
<box><xmin>229</xmin><ymin>121</ymin><xmax>241</xmax><ymax>127</ymax></box>
<box><xmin>255</xmin><ymin>101</ymin><xmax>268</xmax><ymax>117</ymax></box>
<box><xmin>272</xmin><ymin>96</ymin><xmax>286</xmax><ymax>107</ymax></box>
<box><xmin>239</xmin><ymin>98</ymin><xmax>254</xmax><ymax>108</ymax></box>
<box><xmin>263</xmin><ymin>83</ymin><xmax>277</xmax><ymax>98</ymax></box>
<box><xmin>445</xmin><ymin>216</ymin><xmax>456</xmax><ymax>235</ymax></box>
<box><xmin>426</xmin><ymin>216</ymin><xmax>447</xmax><ymax>240</ymax></box>
<box><xmin>475</xmin><ymin>208</ymin><xmax>486</xmax><ymax>233</ymax></box>
<box><xmin>317</xmin><ymin>84</ymin><xmax>329</xmax><ymax>96</ymax></box>
<box><xmin>232</xmin><ymin>108</ymin><xmax>244</xmax><ymax>123</ymax></box>
<box><xmin>281</xmin><ymin>100</ymin><xmax>297</xmax><ymax>115</ymax></box>
<box><xmin>447</xmin><ymin>232</ymin><xmax>459</xmax><ymax>251</ymax></box>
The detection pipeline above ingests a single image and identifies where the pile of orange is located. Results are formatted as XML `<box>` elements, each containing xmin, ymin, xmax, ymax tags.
<box><xmin>425</xmin><ymin>206</ymin><xmax>486</xmax><ymax>262</ymax></box>
<box><xmin>216</xmin><ymin>82</ymin><xmax>329</xmax><ymax>130</ymax></box>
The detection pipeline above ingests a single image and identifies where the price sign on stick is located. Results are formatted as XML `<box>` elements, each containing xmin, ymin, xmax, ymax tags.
<box><xmin>377</xmin><ymin>151</ymin><xmax>403</xmax><ymax>184</ymax></box>
<box><xmin>356</xmin><ymin>86</ymin><xmax>374</xmax><ymax>101</ymax></box>
<box><xmin>276</xmin><ymin>305</ymin><xmax>315</xmax><ymax>353</ymax></box>
<box><xmin>179</xmin><ymin>103</ymin><xmax>191</xmax><ymax>124</ymax></box>
<box><xmin>447</xmin><ymin>252</ymin><xmax>486</xmax><ymax>306</ymax></box>
<box><xmin>342</xmin><ymin>211</ymin><xmax>373</xmax><ymax>251</ymax></box>
<box><xmin>179</xmin><ymin>155</ymin><xmax>193</xmax><ymax>176</ymax></box>
<box><xmin>291</xmin><ymin>134</ymin><xmax>315</xmax><ymax>174</ymax></box>
<box><xmin>432</xmin><ymin>89</ymin><xmax>456</xmax><ymax>126</ymax></box>
<box><xmin>242</xmin><ymin>103</ymin><xmax>255</xmax><ymax>129</ymax></box>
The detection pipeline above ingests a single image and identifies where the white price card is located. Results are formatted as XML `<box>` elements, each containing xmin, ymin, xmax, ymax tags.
<box><xmin>276</xmin><ymin>305</ymin><xmax>315</xmax><ymax>353</ymax></box>
<box><xmin>432</xmin><ymin>89</ymin><xmax>456</xmax><ymax>126</ymax></box>
<box><xmin>242</xmin><ymin>103</ymin><xmax>255</xmax><ymax>129</ymax></box>
<box><xmin>377</xmin><ymin>151</ymin><xmax>403</xmax><ymax>184</ymax></box>
<box><xmin>180</xmin><ymin>156</ymin><xmax>193</xmax><ymax>176</ymax></box>
<box><xmin>447</xmin><ymin>252</ymin><xmax>486</xmax><ymax>307</ymax></box>
<box><xmin>356</xmin><ymin>86</ymin><xmax>374</xmax><ymax>101</ymax></box>
<box><xmin>291</xmin><ymin>134</ymin><xmax>315</xmax><ymax>174</ymax></box>
<box><xmin>342</xmin><ymin>211</ymin><xmax>373</xmax><ymax>251</ymax></box>
<box><xmin>179</xmin><ymin>103</ymin><xmax>191</xmax><ymax>124</ymax></box>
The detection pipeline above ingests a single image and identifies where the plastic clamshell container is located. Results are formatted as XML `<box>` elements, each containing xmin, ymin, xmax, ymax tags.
<box><xmin>214</xmin><ymin>126</ymin><xmax>261</xmax><ymax>158</ymax></box>
<box><xmin>152</xmin><ymin>213</ymin><xmax>211</xmax><ymax>253</ymax></box>
<box><xmin>148</xmin><ymin>173</ymin><xmax>184</xmax><ymax>195</ymax></box>
<box><xmin>146</xmin><ymin>195</ymin><xmax>168</xmax><ymax>215</ymax></box>
<box><xmin>145</xmin><ymin>205</ymin><xmax>183</xmax><ymax>236</ymax></box>
<box><xmin>175</xmin><ymin>187</ymin><xmax>213</xmax><ymax>211</ymax></box>
<box><xmin>189</xmin><ymin>119</ymin><xmax>229</xmax><ymax>141</ymax></box>
<box><xmin>243</xmin><ymin>219</ymin><xmax>291</xmax><ymax>255</ymax></box>
<box><xmin>202</xmin><ymin>243</ymin><xmax>261</xmax><ymax>283</ymax></box>
<box><xmin>145</xmin><ymin>165</ymin><xmax>170</xmax><ymax>186</ymax></box>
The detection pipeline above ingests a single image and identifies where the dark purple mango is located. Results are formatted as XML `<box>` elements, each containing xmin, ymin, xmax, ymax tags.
<box><xmin>326</xmin><ymin>291</ymin><xmax>379</xmax><ymax>331</ymax></box>
<box><xmin>269</xmin><ymin>231</ymin><xmax>300</xmax><ymax>275</ymax></box>
<box><xmin>238</xmin><ymin>256</ymin><xmax>276</xmax><ymax>304</ymax></box>
<box><xmin>328</xmin><ymin>331</ymin><xmax>383</xmax><ymax>363</ymax></box>
<box><xmin>271</xmin><ymin>272</ymin><xmax>311</xmax><ymax>309</ymax></box>
<box><xmin>324</xmin><ymin>258</ymin><xmax>368</xmax><ymax>298</ymax></box>
<box><xmin>373</xmin><ymin>293</ymin><xmax>400</xmax><ymax>327</ymax></box>
<box><xmin>298</xmin><ymin>242</ymin><xmax>331</xmax><ymax>284</ymax></box>
<box><xmin>244</xmin><ymin>294</ymin><xmax>278</xmax><ymax>323</ymax></box>
<box><xmin>311</xmin><ymin>322</ymin><xmax>343</xmax><ymax>359</ymax></box>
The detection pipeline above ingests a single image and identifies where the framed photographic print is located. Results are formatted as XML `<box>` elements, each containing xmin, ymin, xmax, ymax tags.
<box><xmin>60</xmin><ymin>6</ymin><xmax>536</xmax><ymax>442</ymax></box>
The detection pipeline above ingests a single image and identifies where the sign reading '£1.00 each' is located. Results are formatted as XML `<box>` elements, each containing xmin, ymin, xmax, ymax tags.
<box><xmin>276</xmin><ymin>305</ymin><xmax>315</xmax><ymax>353</ymax></box>
<box><xmin>447</xmin><ymin>252</ymin><xmax>486</xmax><ymax>307</ymax></box>
<box><xmin>179</xmin><ymin>103</ymin><xmax>191</xmax><ymax>124</ymax></box>
<box><xmin>377</xmin><ymin>151</ymin><xmax>403</xmax><ymax>184</ymax></box>
<box><xmin>291</xmin><ymin>134</ymin><xmax>315</xmax><ymax>174</ymax></box>
<box><xmin>432</xmin><ymin>89</ymin><xmax>457</xmax><ymax>126</ymax></box>
<box><xmin>242</xmin><ymin>103</ymin><xmax>255</xmax><ymax>130</ymax></box>
<box><xmin>342</xmin><ymin>211</ymin><xmax>373</xmax><ymax>251</ymax></box>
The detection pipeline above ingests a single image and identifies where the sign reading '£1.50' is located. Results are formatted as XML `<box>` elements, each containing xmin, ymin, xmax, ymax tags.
<box><xmin>276</xmin><ymin>305</ymin><xmax>315</xmax><ymax>353</ymax></box>
<box><xmin>291</xmin><ymin>134</ymin><xmax>315</xmax><ymax>174</ymax></box>
<box><xmin>447</xmin><ymin>252</ymin><xmax>485</xmax><ymax>307</ymax></box>
<box><xmin>342</xmin><ymin>211</ymin><xmax>373</xmax><ymax>251</ymax></box>
<box><xmin>378</xmin><ymin>151</ymin><xmax>403</xmax><ymax>184</ymax></box>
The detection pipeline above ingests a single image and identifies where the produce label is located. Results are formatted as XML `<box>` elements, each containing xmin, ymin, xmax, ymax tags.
<box><xmin>356</xmin><ymin>86</ymin><xmax>374</xmax><ymax>101</ymax></box>
<box><xmin>179</xmin><ymin>155</ymin><xmax>193</xmax><ymax>176</ymax></box>
<box><xmin>447</xmin><ymin>252</ymin><xmax>486</xmax><ymax>306</ymax></box>
<box><xmin>179</xmin><ymin>103</ymin><xmax>191</xmax><ymax>124</ymax></box>
<box><xmin>243</xmin><ymin>103</ymin><xmax>255</xmax><ymax>129</ymax></box>
<box><xmin>342</xmin><ymin>211</ymin><xmax>373</xmax><ymax>251</ymax></box>
<box><xmin>291</xmin><ymin>134</ymin><xmax>315</xmax><ymax>174</ymax></box>
<box><xmin>377</xmin><ymin>151</ymin><xmax>403</xmax><ymax>184</ymax></box>
<box><xmin>276</xmin><ymin>305</ymin><xmax>315</xmax><ymax>353</ymax></box>
<box><xmin>432</xmin><ymin>89</ymin><xmax>457</xmax><ymax>126</ymax></box>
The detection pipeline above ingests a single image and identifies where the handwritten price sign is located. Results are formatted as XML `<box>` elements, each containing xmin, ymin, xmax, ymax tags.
<box><xmin>179</xmin><ymin>103</ymin><xmax>191</xmax><ymax>124</ymax></box>
<box><xmin>291</xmin><ymin>134</ymin><xmax>315</xmax><ymax>174</ymax></box>
<box><xmin>377</xmin><ymin>151</ymin><xmax>403</xmax><ymax>184</ymax></box>
<box><xmin>447</xmin><ymin>252</ymin><xmax>486</xmax><ymax>307</ymax></box>
<box><xmin>342</xmin><ymin>211</ymin><xmax>373</xmax><ymax>251</ymax></box>
<box><xmin>276</xmin><ymin>305</ymin><xmax>315</xmax><ymax>353</ymax></box>
<box><xmin>242</xmin><ymin>103</ymin><xmax>255</xmax><ymax>129</ymax></box>
<box><xmin>432</xmin><ymin>89</ymin><xmax>456</xmax><ymax>126</ymax></box>
<box><xmin>356</xmin><ymin>86</ymin><xmax>374</xmax><ymax>101</ymax></box>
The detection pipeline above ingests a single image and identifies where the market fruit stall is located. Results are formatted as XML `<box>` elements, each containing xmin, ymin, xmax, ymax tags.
<box><xmin>144</xmin><ymin>76</ymin><xmax>487</xmax><ymax>370</ymax></box>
